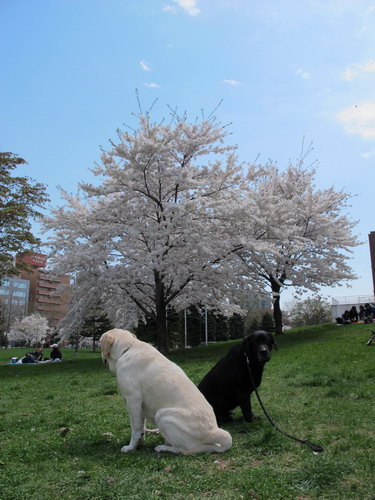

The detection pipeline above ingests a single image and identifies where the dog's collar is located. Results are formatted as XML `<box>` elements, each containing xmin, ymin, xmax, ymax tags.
<box><xmin>118</xmin><ymin>338</ymin><xmax>137</xmax><ymax>359</ymax></box>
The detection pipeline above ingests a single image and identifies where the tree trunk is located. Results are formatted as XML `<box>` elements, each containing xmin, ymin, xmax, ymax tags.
<box><xmin>271</xmin><ymin>280</ymin><xmax>283</xmax><ymax>335</ymax></box>
<box><xmin>155</xmin><ymin>272</ymin><xmax>168</xmax><ymax>353</ymax></box>
<box><xmin>156</xmin><ymin>305</ymin><xmax>168</xmax><ymax>353</ymax></box>
<box><xmin>75</xmin><ymin>332</ymin><xmax>79</xmax><ymax>352</ymax></box>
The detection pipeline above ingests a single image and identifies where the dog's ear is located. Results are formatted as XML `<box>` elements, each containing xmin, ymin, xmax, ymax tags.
<box><xmin>100</xmin><ymin>332</ymin><xmax>115</xmax><ymax>359</ymax></box>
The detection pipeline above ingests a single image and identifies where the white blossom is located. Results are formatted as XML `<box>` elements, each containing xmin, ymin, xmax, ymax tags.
<box><xmin>44</xmin><ymin>110</ymin><xmax>359</xmax><ymax>345</ymax></box>
<box><xmin>9</xmin><ymin>313</ymin><xmax>49</xmax><ymax>347</ymax></box>
<box><xmin>44</xmin><ymin>111</ymin><xmax>251</xmax><ymax>351</ymax></box>
<box><xmin>238</xmin><ymin>160</ymin><xmax>360</xmax><ymax>333</ymax></box>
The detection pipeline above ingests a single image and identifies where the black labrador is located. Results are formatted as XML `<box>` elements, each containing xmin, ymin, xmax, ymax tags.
<box><xmin>198</xmin><ymin>330</ymin><xmax>276</xmax><ymax>424</ymax></box>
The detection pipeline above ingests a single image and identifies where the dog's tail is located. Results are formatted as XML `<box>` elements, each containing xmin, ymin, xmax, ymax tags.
<box><xmin>185</xmin><ymin>428</ymin><xmax>232</xmax><ymax>455</ymax></box>
<box><xmin>209</xmin><ymin>428</ymin><xmax>232</xmax><ymax>452</ymax></box>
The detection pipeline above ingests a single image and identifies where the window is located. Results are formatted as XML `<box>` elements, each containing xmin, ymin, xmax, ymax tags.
<box><xmin>13</xmin><ymin>298</ymin><xmax>26</xmax><ymax>305</ymax></box>
<box><xmin>14</xmin><ymin>282</ymin><xmax>27</xmax><ymax>288</ymax></box>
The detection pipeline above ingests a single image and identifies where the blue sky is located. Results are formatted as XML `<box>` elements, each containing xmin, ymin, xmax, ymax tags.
<box><xmin>1</xmin><ymin>0</ymin><xmax>374</xmax><ymax>304</ymax></box>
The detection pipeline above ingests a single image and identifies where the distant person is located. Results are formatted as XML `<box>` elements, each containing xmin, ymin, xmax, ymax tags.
<box><xmin>21</xmin><ymin>352</ymin><xmax>37</xmax><ymax>363</ymax></box>
<box><xmin>363</xmin><ymin>304</ymin><xmax>373</xmax><ymax>324</ymax></box>
<box><xmin>359</xmin><ymin>305</ymin><xmax>365</xmax><ymax>321</ymax></box>
<box><xmin>30</xmin><ymin>347</ymin><xmax>44</xmax><ymax>362</ymax></box>
<box><xmin>341</xmin><ymin>310</ymin><xmax>351</xmax><ymax>324</ymax></box>
<box><xmin>21</xmin><ymin>347</ymin><xmax>44</xmax><ymax>363</ymax></box>
<box><xmin>349</xmin><ymin>306</ymin><xmax>358</xmax><ymax>322</ymax></box>
<box><xmin>49</xmin><ymin>343</ymin><xmax>62</xmax><ymax>362</ymax></box>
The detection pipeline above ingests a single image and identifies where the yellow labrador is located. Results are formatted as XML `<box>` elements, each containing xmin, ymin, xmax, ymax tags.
<box><xmin>100</xmin><ymin>329</ymin><xmax>232</xmax><ymax>454</ymax></box>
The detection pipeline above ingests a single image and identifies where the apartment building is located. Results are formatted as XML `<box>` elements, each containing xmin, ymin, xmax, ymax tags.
<box><xmin>16</xmin><ymin>253</ymin><xmax>70</xmax><ymax>329</ymax></box>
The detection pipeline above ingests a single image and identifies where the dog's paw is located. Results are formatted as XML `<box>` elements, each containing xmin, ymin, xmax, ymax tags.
<box><xmin>121</xmin><ymin>445</ymin><xmax>135</xmax><ymax>453</ymax></box>
<box><xmin>243</xmin><ymin>413</ymin><xmax>260</xmax><ymax>422</ymax></box>
<box><xmin>155</xmin><ymin>444</ymin><xmax>176</xmax><ymax>453</ymax></box>
<box><xmin>155</xmin><ymin>444</ymin><xmax>166</xmax><ymax>452</ymax></box>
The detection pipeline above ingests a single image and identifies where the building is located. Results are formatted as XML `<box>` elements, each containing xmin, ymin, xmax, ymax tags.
<box><xmin>0</xmin><ymin>276</ymin><xmax>30</xmax><ymax>330</ymax></box>
<box><xmin>239</xmin><ymin>290</ymin><xmax>273</xmax><ymax>319</ymax></box>
<box><xmin>16</xmin><ymin>253</ymin><xmax>70</xmax><ymax>329</ymax></box>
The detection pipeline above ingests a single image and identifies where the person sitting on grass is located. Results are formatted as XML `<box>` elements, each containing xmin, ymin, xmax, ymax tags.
<box><xmin>42</xmin><ymin>343</ymin><xmax>62</xmax><ymax>362</ymax></box>
<box><xmin>363</xmin><ymin>304</ymin><xmax>374</xmax><ymax>324</ymax></box>
<box><xmin>349</xmin><ymin>306</ymin><xmax>358</xmax><ymax>322</ymax></box>
<box><xmin>341</xmin><ymin>310</ymin><xmax>351</xmax><ymax>324</ymax></box>
<box><xmin>359</xmin><ymin>305</ymin><xmax>365</xmax><ymax>321</ymax></box>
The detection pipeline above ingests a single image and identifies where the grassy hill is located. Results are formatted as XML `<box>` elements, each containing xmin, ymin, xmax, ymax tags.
<box><xmin>0</xmin><ymin>323</ymin><xmax>374</xmax><ymax>499</ymax></box>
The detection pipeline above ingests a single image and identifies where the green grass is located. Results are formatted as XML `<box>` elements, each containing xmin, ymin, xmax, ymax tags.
<box><xmin>0</xmin><ymin>323</ymin><xmax>374</xmax><ymax>500</ymax></box>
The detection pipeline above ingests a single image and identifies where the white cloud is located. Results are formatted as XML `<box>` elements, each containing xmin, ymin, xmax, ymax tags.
<box><xmin>363</xmin><ymin>60</ymin><xmax>375</xmax><ymax>72</ymax></box>
<box><xmin>361</xmin><ymin>150</ymin><xmax>375</xmax><ymax>159</ymax></box>
<box><xmin>140</xmin><ymin>60</ymin><xmax>151</xmax><ymax>71</ymax></box>
<box><xmin>162</xmin><ymin>5</ymin><xmax>177</xmax><ymax>14</ymax></box>
<box><xmin>342</xmin><ymin>59</ymin><xmax>375</xmax><ymax>81</ymax></box>
<box><xmin>223</xmin><ymin>79</ymin><xmax>240</xmax><ymax>86</ymax></box>
<box><xmin>144</xmin><ymin>83</ymin><xmax>161</xmax><ymax>88</ymax></box>
<box><xmin>296</xmin><ymin>68</ymin><xmax>310</xmax><ymax>79</ymax></box>
<box><xmin>172</xmin><ymin>0</ymin><xmax>200</xmax><ymax>16</ymax></box>
<box><xmin>342</xmin><ymin>67</ymin><xmax>357</xmax><ymax>81</ymax></box>
<box><xmin>359</xmin><ymin>6</ymin><xmax>375</xmax><ymax>33</ymax></box>
<box><xmin>336</xmin><ymin>101</ymin><xmax>375</xmax><ymax>140</ymax></box>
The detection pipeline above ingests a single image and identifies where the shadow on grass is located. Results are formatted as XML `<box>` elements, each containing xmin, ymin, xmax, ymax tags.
<box><xmin>0</xmin><ymin>358</ymin><xmax>104</xmax><ymax>379</ymax></box>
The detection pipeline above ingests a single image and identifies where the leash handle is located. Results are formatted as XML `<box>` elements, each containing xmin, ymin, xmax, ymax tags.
<box><xmin>303</xmin><ymin>440</ymin><xmax>324</xmax><ymax>454</ymax></box>
<box><xmin>244</xmin><ymin>353</ymin><xmax>324</xmax><ymax>454</ymax></box>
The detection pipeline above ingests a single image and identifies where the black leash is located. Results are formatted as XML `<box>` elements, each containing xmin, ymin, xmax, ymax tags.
<box><xmin>244</xmin><ymin>353</ymin><xmax>324</xmax><ymax>454</ymax></box>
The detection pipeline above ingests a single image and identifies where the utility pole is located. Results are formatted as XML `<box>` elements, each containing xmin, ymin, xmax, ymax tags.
<box><xmin>369</xmin><ymin>231</ymin><xmax>375</xmax><ymax>299</ymax></box>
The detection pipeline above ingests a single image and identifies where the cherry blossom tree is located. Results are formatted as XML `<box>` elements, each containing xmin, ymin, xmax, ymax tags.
<box><xmin>44</xmin><ymin>108</ymin><xmax>360</xmax><ymax>346</ymax></box>
<box><xmin>44</xmin><ymin>110</ymin><xmax>253</xmax><ymax>352</ymax></box>
<box><xmin>238</xmin><ymin>160</ymin><xmax>360</xmax><ymax>334</ymax></box>
<box><xmin>8</xmin><ymin>313</ymin><xmax>49</xmax><ymax>347</ymax></box>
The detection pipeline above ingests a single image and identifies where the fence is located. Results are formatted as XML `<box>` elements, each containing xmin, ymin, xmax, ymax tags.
<box><xmin>331</xmin><ymin>294</ymin><xmax>375</xmax><ymax>320</ymax></box>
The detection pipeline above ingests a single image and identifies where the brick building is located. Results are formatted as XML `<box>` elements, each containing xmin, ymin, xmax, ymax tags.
<box><xmin>16</xmin><ymin>253</ymin><xmax>70</xmax><ymax>329</ymax></box>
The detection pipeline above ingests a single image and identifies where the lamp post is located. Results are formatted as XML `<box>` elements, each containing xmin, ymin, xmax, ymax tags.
<box><xmin>369</xmin><ymin>231</ymin><xmax>375</xmax><ymax>300</ymax></box>
<box><xmin>184</xmin><ymin>309</ymin><xmax>188</xmax><ymax>349</ymax></box>
<box><xmin>204</xmin><ymin>307</ymin><xmax>208</xmax><ymax>345</ymax></box>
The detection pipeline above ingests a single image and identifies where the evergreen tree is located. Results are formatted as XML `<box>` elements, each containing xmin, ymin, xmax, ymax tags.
<box><xmin>247</xmin><ymin>317</ymin><xmax>260</xmax><ymax>334</ymax></box>
<box><xmin>80</xmin><ymin>303</ymin><xmax>113</xmax><ymax>351</ymax></box>
<box><xmin>260</xmin><ymin>312</ymin><xmax>275</xmax><ymax>332</ymax></box>
<box><xmin>0</xmin><ymin>153</ymin><xmax>49</xmax><ymax>280</ymax></box>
